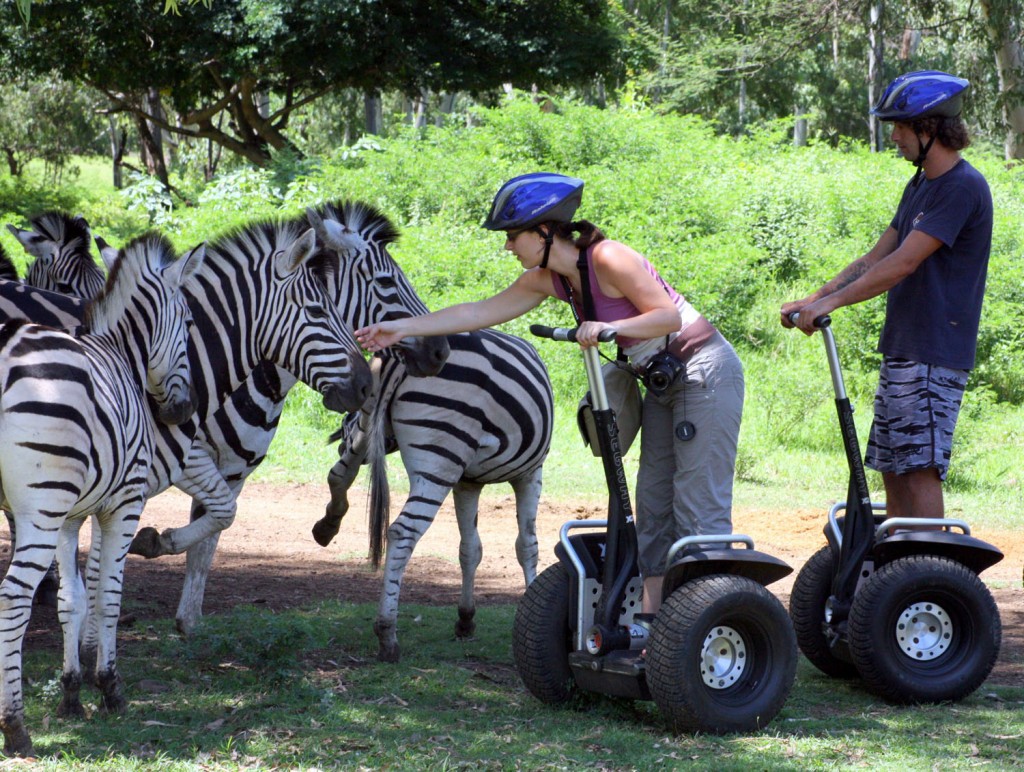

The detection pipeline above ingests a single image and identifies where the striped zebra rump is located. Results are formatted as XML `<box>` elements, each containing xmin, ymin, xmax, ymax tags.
<box><xmin>389</xmin><ymin>329</ymin><xmax>553</xmax><ymax>484</ymax></box>
<box><xmin>0</xmin><ymin>279</ymin><xmax>88</xmax><ymax>332</ymax></box>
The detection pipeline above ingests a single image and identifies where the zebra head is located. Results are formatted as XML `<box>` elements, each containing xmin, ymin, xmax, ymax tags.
<box><xmin>257</xmin><ymin>225</ymin><xmax>373</xmax><ymax>414</ymax></box>
<box><xmin>86</xmin><ymin>233</ymin><xmax>204</xmax><ymax>426</ymax></box>
<box><xmin>306</xmin><ymin>202</ymin><xmax>450</xmax><ymax>378</ymax></box>
<box><xmin>7</xmin><ymin>212</ymin><xmax>106</xmax><ymax>299</ymax></box>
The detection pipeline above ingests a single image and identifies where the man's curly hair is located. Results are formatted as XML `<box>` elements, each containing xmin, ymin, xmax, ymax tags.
<box><xmin>910</xmin><ymin>115</ymin><xmax>971</xmax><ymax>150</ymax></box>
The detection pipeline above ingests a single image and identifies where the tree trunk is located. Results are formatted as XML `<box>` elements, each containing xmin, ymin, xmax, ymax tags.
<box><xmin>364</xmin><ymin>89</ymin><xmax>382</xmax><ymax>136</ymax></box>
<box><xmin>3</xmin><ymin>148</ymin><xmax>21</xmax><ymax>177</ymax></box>
<box><xmin>794</xmin><ymin>105</ymin><xmax>808</xmax><ymax>147</ymax></box>
<box><xmin>107</xmin><ymin>116</ymin><xmax>126</xmax><ymax>189</ymax></box>
<box><xmin>867</xmin><ymin>1</ymin><xmax>885</xmax><ymax>153</ymax></box>
<box><xmin>134</xmin><ymin>110</ymin><xmax>170</xmax><ymax>190</ymax></box>
<box><xmin>979</xmin><ymin>0</ymin><xmax>1024</xmax><ymax>161</ymax></box>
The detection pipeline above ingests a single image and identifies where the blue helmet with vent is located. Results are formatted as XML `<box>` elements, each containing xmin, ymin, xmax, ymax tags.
<box><xmin>871</xmin><ymin>70</ymin><xmax>969</xmax><ymax>121</ymax></box>
<box><xmin>483</xmin><ymin>173</ymin><xmax>584</xmax><ymax>231</ymax></box>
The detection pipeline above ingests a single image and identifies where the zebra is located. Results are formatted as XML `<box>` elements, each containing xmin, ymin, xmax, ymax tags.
<box><xmin>0</xmin><ymin>218</ymin><xmax>374</xmax><ymax>596</ymax></box>
<box><xmin>165</xmin><ymin>201</ymin><xmax>450</xmax><ymax>634</ymax></box>
<box><xmin>0</xmin><ymin>233</ymin><xmax>203</xmax><ymax>757</ymax></box>
<box><xmin>313</xmin><ymin>328</ymin><xmax>554</xmax><ymax>662</ymax></box>
<box><xmin>0</xmin><ymin>211</ymin><xmax>100</xmax><ymax>331</ymax></box>
<box><xmin>6</xmin><ymin>211</ymin><xmax>107</xmax><ymax>298</ymax></box>
<box><xmin>2</xmin><ymin>212</ymin><xmax>109</xmax><ymax>605</ymax></box>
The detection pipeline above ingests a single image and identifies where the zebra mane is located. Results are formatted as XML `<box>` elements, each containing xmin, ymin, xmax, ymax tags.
<box><xmin>85</xmin><ymin>231</ymin><xmax>176</xmax><ymax>331</ymax></box>
<box><xmin>318</xmin><ymin>200</ymin><xmax>400</xmax><ymax>247</ymax></box>
<box><xmin>207</xmin><ymin>218</ymin><xmax>331</xmax><ymax>284</ymax></box>
<box><xmin>0</xmin><ymin>241</ymin><xmax>19</xmax><ymax>281</ymax></box>
<box><xmin>28</xmin><ymin>210</ymin><xmax>91</xmax><ymax>254</ymax></box>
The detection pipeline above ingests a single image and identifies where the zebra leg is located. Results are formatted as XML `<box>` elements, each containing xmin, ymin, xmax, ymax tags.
<box><xmin>176</xmin><ymin>531</ymin><xmax>222</xmax><ymax>635</ymax></box>
<box><xmin>79</xmin><ymin>516</ymin><xmax>104</xmax><ymax>686</ymax></box>
<box><xmin>55</xmin><ymin>520</ymin><xmax>87</xmax><ymax>719</ymax></box>
<box><xmin>509</xmin><ymin>467</ymin><xmax>543</xmax><ymax>587</ymax></box>
<box><xmin>315</xmin><ymin>435</ymin><xmax>367</xmax><ymax>547</ymax></box>
<box><xmin>374</xmin><ymin>478</ymin><xmax>452</xmax><ymax>663</ymax></box>
<box><xmin>129</xmin><ymin>448</ymin><xmax>237</xmax><ymax>558</ymax></box>
<box><xmin>2</xmin><ymin>509</ymin><xmax>58</xmax><ymax>607</ymax></box>
<box><xmin>452</xmin><ymin>481</ymin><xmax>484</xmax><ymax>640</ymax></box>
<box><xmin>0</xmin><ymin>519</ymin><xmax>61</xmax><ymax>757</ymax></box>
<box><xmin>88</xmin><ymin>505</ymin><xmax>144</xmax><ymax>714</ymax></box>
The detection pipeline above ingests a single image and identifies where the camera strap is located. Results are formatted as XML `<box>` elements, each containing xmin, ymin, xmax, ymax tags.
<box><xmin>559</xmin><ymin>246</ymin><xmax>629</xmax><ymax>364</ymax></box>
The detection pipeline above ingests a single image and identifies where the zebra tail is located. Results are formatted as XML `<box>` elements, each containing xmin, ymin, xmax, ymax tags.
<box><xmin>366</xmin><ymin>357</ymin><xmax>394</xmax><ymax>569</ymax></box>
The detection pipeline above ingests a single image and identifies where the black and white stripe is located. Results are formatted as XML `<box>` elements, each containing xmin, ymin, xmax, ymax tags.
<box><xmin>169</xmin><ymin>201</ymin><xmax>449</xmax><ymax>633</ymax></box>
<box><xmin>315</xmin><ymin>328</ymin><xmax>553</xmax><ymax>662</ymax></box>
<box><xmin>124</xmin><ymin>221</ymin><xmax>374</xmax><ymax>573</ymax></box>
<box><xmin>2</xmin><ymin>212</ymin><xmax>112</xmax><ymax>604</ymax></box>
<box><xmin>7</xmin><ymin>211</ymin><xmax>106</xmax><ymax>298</ymax></box>
<box><xmin>0</xmin><ymin>235</ymin><xmax>202</xmax><ymax>757</ymax></box>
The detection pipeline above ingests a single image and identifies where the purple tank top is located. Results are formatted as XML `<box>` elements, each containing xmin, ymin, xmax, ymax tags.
<box><xmin>550</xmin><ymin>244</ymin><xmax>715</xmax><ymax>361</ymax></box>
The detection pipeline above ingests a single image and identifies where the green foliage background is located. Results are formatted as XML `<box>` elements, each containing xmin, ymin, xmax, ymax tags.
<box><xmin>2</xmin><ymin>95</ymin><xmax>1023</xmax><ymax>515</ymax></box>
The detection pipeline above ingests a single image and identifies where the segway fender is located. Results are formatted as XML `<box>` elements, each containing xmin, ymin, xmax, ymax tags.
<box><xmin>554</xmin><ymin>532</ymin><xmax>604</xmax><ymax>579</ymax></box>
<box><xmin>872</xmin><ymin>531</ymin><xmax>1003</xmax><ymax>575</ymax></box>
<box><xmin>662</xmin><ymin>549</ymin><xmax>792</xmax><ymax>598</ymax></box>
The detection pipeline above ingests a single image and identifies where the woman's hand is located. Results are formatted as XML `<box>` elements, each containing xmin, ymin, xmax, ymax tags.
<box><xmin>575</xmin><ymin>320</ymin><xmax>615</xmax><ymax>348</ymax></box>
<box><xmin>355</xmin><ymin>321</ymin><xmax>406</xmax><ymax>352</ymax></box>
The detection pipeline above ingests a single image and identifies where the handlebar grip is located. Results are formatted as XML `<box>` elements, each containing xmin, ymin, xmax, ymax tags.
<box><xmin>529</xmin><ymin>324</ymin><xmax>617</xmax><ymax>342</ymax></box>
<box><xmin>788</xmin><ymin>312</ymin><xmax>831</xmax><ymax>329</ymax></box>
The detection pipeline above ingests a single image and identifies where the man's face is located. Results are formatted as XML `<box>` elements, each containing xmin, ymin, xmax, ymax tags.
<box><xmin>890</xmin><ymin>121</ymin><xmax>928</xmax><ymax>162</ymax></box>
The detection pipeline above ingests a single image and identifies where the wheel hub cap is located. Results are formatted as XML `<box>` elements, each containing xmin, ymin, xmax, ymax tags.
<box><xmin>700</xmin><ymin>625</ymin><xmax>746</xmax><ymax>689</ymax></box>
<box><xmin>896</xmin><ymin>602</ymin><xmax>952</xmax><ymax>660</ymax></box>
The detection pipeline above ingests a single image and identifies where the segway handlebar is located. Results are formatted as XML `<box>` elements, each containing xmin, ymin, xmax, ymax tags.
<box><xmin>530</xmin><ymin>324</ymin><xmax>618</xmax><ymax>343</ymax></box>
<box><xmin>787</xmin><ymin>312</ymin><xmax>831</xmax><ymax>329</ymax></box>
<box><xmin>789</xmin><ymin>313</ymin><xmax>846</xmax><ymax>400</ymax></box>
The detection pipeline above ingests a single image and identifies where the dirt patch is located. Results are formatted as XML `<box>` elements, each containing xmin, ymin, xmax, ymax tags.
<box><xmin>9</xmin><ymin>481</ymin><xmax>1023</xmax><ymax>687</ymax></box>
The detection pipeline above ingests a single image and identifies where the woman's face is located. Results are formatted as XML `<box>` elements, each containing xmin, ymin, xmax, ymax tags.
<box><xmin>505</xmin><ymin>228</ymin><xmax>544</xmax><ymax>268</ymax></box>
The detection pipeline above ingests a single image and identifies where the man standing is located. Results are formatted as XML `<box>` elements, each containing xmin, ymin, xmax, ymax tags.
<box><xmin>781</xmin><ymin>70</ymin><xmax>993</xmax><ymax>521</ymax></box>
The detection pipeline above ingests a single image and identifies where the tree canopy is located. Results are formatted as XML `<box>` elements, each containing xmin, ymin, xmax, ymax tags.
<box><xmin>1</xmin><ymin>0</ymin><xmax>621</xmax><ymax>167</ymax></box>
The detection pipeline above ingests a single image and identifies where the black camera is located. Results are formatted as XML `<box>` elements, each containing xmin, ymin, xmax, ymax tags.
<box><xmin>642</xmin><ymin>351</ymin><xmax>685</xmax><ymax>395</ymax></box>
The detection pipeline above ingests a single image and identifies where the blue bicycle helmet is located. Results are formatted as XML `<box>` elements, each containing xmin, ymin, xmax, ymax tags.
<box><xmin>871</xmin><ymin>70</ymin><xmax>969</xmax><ymax>121</ymax></box>
<box><xmin>482</xmin><ymin>173</ymin><xmax>584</xmax><ymax>231</ymax></box>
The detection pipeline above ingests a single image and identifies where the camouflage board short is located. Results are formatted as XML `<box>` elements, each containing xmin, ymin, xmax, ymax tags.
<box><xmin>864</xmin><ymin>357</ymin><xmax>968</xmax><ymax>481</ymax></box>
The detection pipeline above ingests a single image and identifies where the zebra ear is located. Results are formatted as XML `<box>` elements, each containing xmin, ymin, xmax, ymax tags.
<box><xmin>308</xmin><ymin>207</ymin><xmax>364</xmax><ymax>255</ymax></box>
<box><xmin>170</xmin><ymin>243</ymin><xmax>206</xmax><ymax>287</ymax></box>
<box><xmin>7</xmin><ymin>223</ymin><xmax>32</xmax><ymax>251</ymax></box>
<box><xmin>278</xmin><ymin>228</ymin><xmax>317</xmax><ymax>274</ymax></box>
<box><xmin>96</xmin><ymin>237</ymin><xmax>119</xmax><ymax>270</ymax></box>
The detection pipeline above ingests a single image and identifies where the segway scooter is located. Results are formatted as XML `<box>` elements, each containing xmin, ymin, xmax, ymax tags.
<box><xmin>512</xmin><ymin>325</ymin><xmax>797</xmax><ymax>734</ymax></box>
<box><xmin>788</xmin><ymin>315</ymin><xmax>1003</xmax><ymax>703</ymax></box>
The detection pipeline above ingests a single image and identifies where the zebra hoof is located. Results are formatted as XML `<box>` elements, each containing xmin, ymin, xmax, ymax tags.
<box><xmin>455</xmin><ymin>607</ymin><xmax>476</xmax><ymax>639</ymax></box>
<box><xmin>373</xmin><ymin>620</ymin><xmax>401</xmax><ymax>663</ymax></box>
<box><xmin>128</xmin><ymin>527</ymin><xmax>166</xmax><ymax>558</ymax></box>
<box><xmin>56</xmin><ymin>695</ymin><xmax>85</xmax><ymax>719</ymax></box>
<box><xmin>97</xmin><ymin>670</ymin><xmax>127</xmax><ymax>714</ymax></box>
<box><xmin>312</xmin><ymin>515</ymin><xmax>341</xmax><ymax>547</ymax></box>
<box><xmin>57</xmin><ymin>671</ymin><xmax>84</xmax><ymax>717</ymax></box>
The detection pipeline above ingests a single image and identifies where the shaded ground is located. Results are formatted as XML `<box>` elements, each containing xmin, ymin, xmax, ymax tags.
<box><xmin>8</xmin><ymin>482</ymin><xmax>1023</xmax><ymax>687</ymax></box>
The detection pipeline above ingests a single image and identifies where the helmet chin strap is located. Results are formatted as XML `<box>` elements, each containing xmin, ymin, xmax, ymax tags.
<box><xmin>911</xmin><ymin>132</ymin><xmax>937</xmax><ymax>186</ymax></box>
<box><xmin>534</xmin><ymin>225</ymin><xmax>555</xmax><ymax>268</ymax></box>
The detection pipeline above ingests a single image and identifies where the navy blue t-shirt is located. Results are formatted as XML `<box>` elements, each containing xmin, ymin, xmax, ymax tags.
<box><xmin>879</xmin><ymin>159</ymin><xmax>992</xmax><ymax>370</ymax></box>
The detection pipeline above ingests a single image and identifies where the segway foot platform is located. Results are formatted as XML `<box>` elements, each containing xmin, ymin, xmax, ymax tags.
<box><xmin>569</xmin><ymin>650</ymin><xmax>651</xmax><ymax>700</ymax></box>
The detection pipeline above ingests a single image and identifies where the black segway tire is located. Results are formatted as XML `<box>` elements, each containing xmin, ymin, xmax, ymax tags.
<box><xmin>646</xmin><ymin>574</ymin><xmax>797</xmax><ymax>734</ymax></box>
<box><xmin>512</xmin><ymin>562</ymin><xmax>577</xmax><ymax>704</ymax></box>
<box><xmin>789</xmin><ymin>545</ymin><xmax>859</xmax><ymax>679</ymax></box>
<box><xmin>847</xmin><ymin>555</ymin><xmax>1001</xmax><ymax>704</ymax></box>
